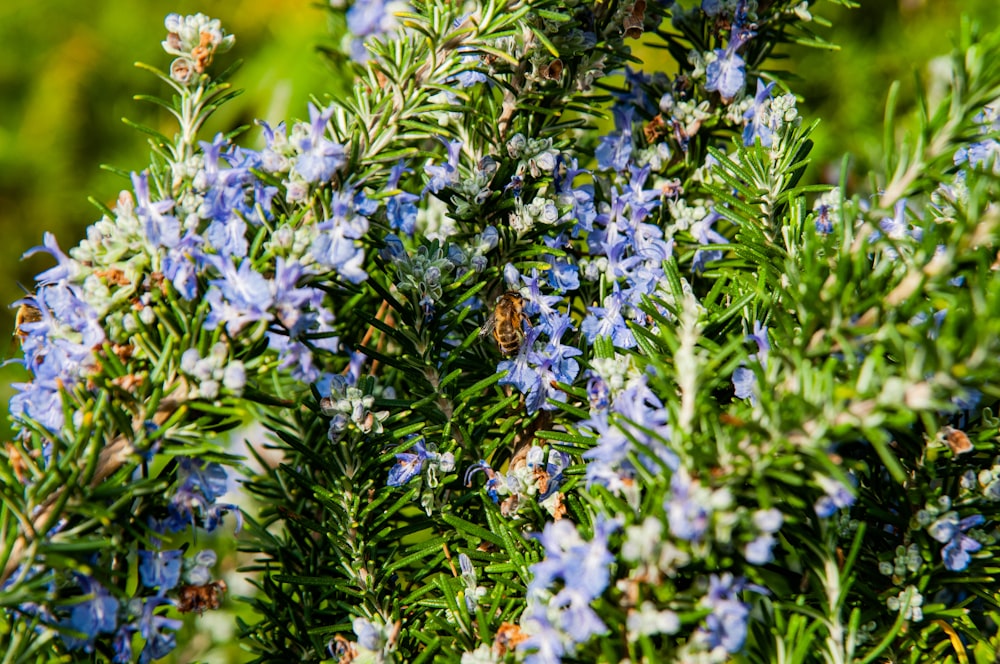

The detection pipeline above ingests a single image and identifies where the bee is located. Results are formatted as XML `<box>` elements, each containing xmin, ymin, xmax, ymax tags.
<box><xmin>942</xmin><ymin>426</ymin><xmax>973</xmax><ymax>456</ymax></box>
<box><xmin>494</xmin><ymin>622</ymin><xmax>528</xmax><ymax>657</ymax></box>
<box><xmin>540</xmin><ymin>58</ymin><xmax>563</xmax><ymax>80</ymax></box>
<box><xmin>175</xmin><ymin>580</ymin><xmax>227</xmax><ymax>614</ymax></box>
<box><xmin>14</xmin><ymin>302</ymin><xmax>42</xmax><ymax>339</ymax></box>
<box><xmin>623</xmin><ymin>0</ymin><xmax>646</xmax><ymax>39</ymax></box>
<box><xmin>479</xmin><ymin>291</ymin><xmax>530</xmax><ymax>355</ymax></box>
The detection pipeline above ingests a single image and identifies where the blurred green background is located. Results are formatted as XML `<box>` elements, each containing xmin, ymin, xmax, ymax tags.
<box><xmin>2</xmin><ymin>1</ymin><xmax>1000</xmax><ymax>661</ymax></box>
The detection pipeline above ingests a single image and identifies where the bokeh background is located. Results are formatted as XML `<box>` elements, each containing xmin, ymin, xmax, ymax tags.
<box><xmin>2</xmin><ymin>0</ymin><xmax>1000</xmax><ymax>661</ymax></box>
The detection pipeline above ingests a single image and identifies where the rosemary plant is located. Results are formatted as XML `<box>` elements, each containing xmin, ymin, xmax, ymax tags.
<box><xmin>4</xmin><ymin>2</ymin><xmax>1000</xmax><ymax>663</ymax></box>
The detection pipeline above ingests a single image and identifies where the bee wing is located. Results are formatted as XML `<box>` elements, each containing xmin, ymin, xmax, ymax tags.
<box><xmin>478</xmin><ymin>311</ymin><xmax>497</xmax><ymax>338</ymax></box>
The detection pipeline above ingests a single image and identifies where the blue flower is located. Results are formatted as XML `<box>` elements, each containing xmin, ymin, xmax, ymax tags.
<box><xmin>63</xmin><ymin>575</ymin><xmax>119</xmax><ymax>650</ymax></box>
<box><xmin>453</xmin><ymin>48</ymin><xmax>488</xmax><ymax>88</ymax></box>
<box><xmin>690</xmin><ymin>210</ymin><xmax>728</xmax><ymax>272</ymax></box>
<box><xmin>553</xmin><ymin>157</ymin><xmax>596</xmax><ymax>233</ymax></box>
<box><xmin>701</xmin><ymin>0</ymin><xmax>724</xmax><ymax>16</ymax></box>
<box><xmin>185</xmin><ymin>549</ymin><xmax>218</xmax><ymax>586</ymax></box>
<box><xmin>699</xmin><ymin>573</ymin><xmax>753</xmax><ymax>653</ymax></box>
<box><xmin>705</xmin><ymin>49</ymin><xmax>745</xmax><ymax>100</ymax></box>
<box><xmin>293</xmin><ymin>103</ymin><xmax>346</xmax><ymax>183</ymax></box>
<box><xmin>424</xmin><ymin>137</ymin><xmax>463</xmax><ymax>194</ymax></box>
<box><xmin>112</xmin><ymin>624</ymin><xmax>136</xmax><ymax>663</ymax></box>
<box><xmin>595</xmin><ymin>106</ymin><xmax>634</xmax><ymax>172</ymax></box>
<box><xmin>387</xmin><ymin>439</ymin><xmax>429</xmax><ymax>486</ymax></box>
<box><xmin>137</xmin><ymin>597</ymin><xmax>182</xmax><ymax>663</ymax></box>
<box><xmin>204</xmin><ymin>257</ymin><xmax>275</xmax><ymax>335</ymax></box>
<box><xmin>581</xmin><ymin>287</ymin><xmax>635</xmax><ymax>348</ymax></box>
<box><xmin>131</xmin><ymin>172</ymin><xmax>180</xmax><ymax>250</ymax></box>
<box><xmin>586</xmin><ymin>372</ymin><xmax>610</xmax><ymax>410</ymax></box>
<box><xmin>554</xmin><ymin>589</ymin><xmax>608</xmax><ymax>642</ymax></box>
<box><xmin>162</xmin><ymin>231</ymin><xmax>203</xmax><ymax>299</ymax></box>
<box><xmin>155</xmin><ymin>458</ymin><xmax>240</xmax><ymax>534</ymax></box>
<box><xmin>9</xmin><ymin>282</ymin><xmax>105</xmax><ymax>433</ymax></box>
<box><xmin>732</xmin><ymin>366</ymin><xmax>756</xmax><ymax>400</ymax></box>
<box><xmin>666</xmin><ymin>472</ymin><xmax>711</xmax><ymax>541</ymax></box>
<box><xmin>464</xmin><ymin>460</ymin><xmax>504</xmax><ymax>502</ymax></box>
<box><xmin>518</xmin><ymin>609</ymin><xmax>567</xmax><ymax>664</ymax></box>
<box><xmin>745</xmin><ymin>534</ymin><xmax>776</xmax><ymax>564</ymax></box>
<box><xmin>271</xmin><ymin>257</ymin><xmax>323</xmax><ymax>337</ymax></box>
<box><xmin>929</xmin><ymin>511</ymin><xmax>984</xmax><ymax>572</ymax></box>
<box><xmin>204</xmin><ymin>217</ymin><xmax>248</xmax><ymax>257</ymax></box>
<box><xmin>311</xmin><ymin>189</ymin><xmax>370</xmax><ymax>284</ymax></box>
<box><xmin>704</xmin><ymin>3</ymin><xmax>755</xmax><ymax>101</ymax></box>
<box><xmin>498</xmin><ymin>327</ymin><xmax>544</xmax><ymax>392</ymax></box>
<box><xmin>733</xmin><ymin>321</ymin><xmax>770</xmax><ymax>402</ymax></box>
<box><xmin>814</xmin><ymin>474</ymin><xmax>855</xmax><ymax>518</ymax></box>
<box><xmin>22</xmin><ymin>232</ymin><xmax>77</xmax><ymax>286</ymax></box>
<box><xmin>519</xmin><ymin>517</ymin><xmax>619</xmax><ymax>659</ymax></box>
<box><xmin>385</xmin><ymin>160</ymin><xmax>420</xmax><ymax>235</ymax></box>
<box><xmin>528</xmin><ymin>517</ymin><xmax>619</xmax><ymax>601</ymax></box>
<box><xmin>742</xmin><ymin>79</ymin><xmax>777</xmax><ymax>146</ymax></box>
<box><xmin>138</xmin><ymin>549</ymin><xmax>183</xmax><ymax>591</ymax></box>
